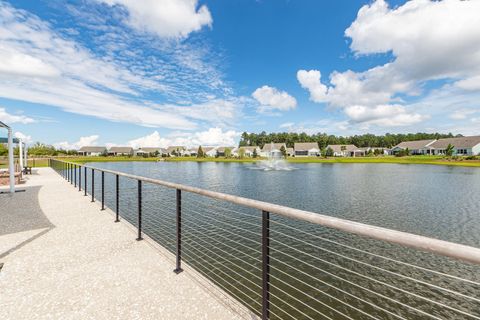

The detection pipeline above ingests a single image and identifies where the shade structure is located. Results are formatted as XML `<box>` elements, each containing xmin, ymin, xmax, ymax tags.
<box><xmin>0</xmin><ymin>121</ymin><xmax>15</xmax><ymax>193</ymax></box>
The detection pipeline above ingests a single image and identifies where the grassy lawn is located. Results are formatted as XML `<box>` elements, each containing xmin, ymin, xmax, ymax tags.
<box><xmin>3</xmin><ymin>155</ymin><xmax>478</xmax><ymax>168</ymax></box>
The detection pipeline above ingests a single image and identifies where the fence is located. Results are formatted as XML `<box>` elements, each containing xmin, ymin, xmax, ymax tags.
<box><xmin>49</xmin><ymin>159</ymin><xmax>480</xmax><ymax>320</ymax></box>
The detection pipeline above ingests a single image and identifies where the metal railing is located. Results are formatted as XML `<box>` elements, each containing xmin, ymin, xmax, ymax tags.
<box><xmin>49</xmin><ymin>159</ymin><xmax>480</xmax><ymax>319</ymax></box>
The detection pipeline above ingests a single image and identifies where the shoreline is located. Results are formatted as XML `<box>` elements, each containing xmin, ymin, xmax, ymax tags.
<box><xmin>56</xmin><ymin>155</ymin><xmax>480</xmax><ymax>167</ymax></box>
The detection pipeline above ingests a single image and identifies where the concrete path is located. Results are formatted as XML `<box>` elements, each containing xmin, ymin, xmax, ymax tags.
<box><xmin>0</xmin><ymin>168</ymin><xmax>246</xmax><ymax>320</ymax></box>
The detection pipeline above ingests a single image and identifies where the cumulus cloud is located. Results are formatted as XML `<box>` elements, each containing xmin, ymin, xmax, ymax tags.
<box><xmin>98</xmin><ymin>0</ymin><xmax>212</xmax><ymax>38</ymax></box>
<box><xmin>14</xmin><ymin>131</ymin><xmax>32</xmax><ymax>143</ymax></box>
<box><xmin>252</xmin><ymin>85</ymin><xmax>297</xmax><ymax>112</ymax></box>
<box><xmin>54</xmin><ymin>135</ymin><xmax>100</xmax><ymax>150</ymax></box>
<box><xmin>297</xmin><ymin>0</ymin><xmax>480</xmax><ymax>129</ymax></box>
<box><xmin>0</xmin><ymin>107</ymin><xmax>35</xmax><ymax>124</ymax></box>
<box><xmin>128</xmin><ymin>127</ymin><xmax>240</xmax><ymax>149</ymax></box>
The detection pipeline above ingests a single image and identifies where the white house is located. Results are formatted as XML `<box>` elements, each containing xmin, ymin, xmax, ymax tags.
<box><xmin>108</xmin><ymin>146</ymin><xmax>133</xmax><ymax>156</ymax></box>
<box><xmin>260</xmin><ymin>143</ymin><xmax>286</xmax><ymax>158</ymax></box>
<box><xmin>326</xmin><ymin>145</ymin><xmax>364</xmax><ymax>157</ymax></box>
<box><xmin>294</xmin><ymin>142</ymin><xmax>320</xmax><ymax>157</ymax></box>
<box><xmin>391</xmin><ymin>140</ymin><xmax>436</xmax><ymax>155</ymax></box>
<box><xmin>429</xmin><ymin>136</ymin><xmax>480</xmax><ymax>155</ymax></box>
<box><xmin>134</xmin><ymin>147</ymin><xmax>166</xmax><ymax>157</ymax></box>
<box><xmin>204</xmin><ymin>147</ymin><xmax>217</xmax><ymax>157</ymax></box>
<box><xmin>78</xmin><ymin>146</ymin><xmax>107</xmax><ymax>156</ymax></box>
<box><xmin>167</xmin><ymin>146</ymin><xmax>187</xmax><ymax>157</ymax></box>
<box><xmin>237</xmin><ymin>146</ymin><xmax>261</xmax><ymax>157</ymax></box>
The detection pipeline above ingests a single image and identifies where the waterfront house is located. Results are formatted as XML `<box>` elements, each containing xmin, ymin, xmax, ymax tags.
<box><xmin>391</xmin><ymin>139</ymin><xmax>436</xmax><ymax>155</ymax></box>
<box><xmin>185</xmin><ymin>147</ymin><xmax>198</xmax><ymax>157</ymax></box>
<box><xmin>167</xmin><ymin>146</ymin><xmax>186</xmax><ymax>157</ymax></box>
<box><xmin>294</xmin><ymin>142</ymin><xmax>320</xmax><ymax>157</ymax></box>
<box><xmin>204</xmin><ymin>147</ymin><xmax>217</xmax><ymax>157</ymax></box>
<box><xmin>326</xmin><ymin>145</ymin><xmax>364</xmax><ymax>157</ymax></box>
<box><xmin>78</xmin><ymin>146</ymin><xmax>107</xmax><ymax>156</ymax></box>
<box><xmin>134</xmin><ymin>147</ymin><xmax>165</xmax><ymax>157</ymax></box>
<box><xmin>108</xmin><ymin>147</ymin><xmax>133</xmax><ymax>156</ymax></box>
<box><xmin>260</xmin><ymin>143</ymin><xmax>286</xmax><ymax>158</ymax></box>
<box><xmin>430</xmin><ymin>136</ymin><xmax>480</xmax><ymax>155</ymax></box>
<box><xmin>237</xmin><ymin>146</ymin><xmax>261</xmax><ymax>157</ymax></box>
<box><xmin>216</xmin><ymin>147</ymin><xmax>234</xmax><ymax>157</ymax></box>
<box><xmin>286</xmin><ymin>147</ymin><xmax>294</xmax><ymax>157</ymax></box>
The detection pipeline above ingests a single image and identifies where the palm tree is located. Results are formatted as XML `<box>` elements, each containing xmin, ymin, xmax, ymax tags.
<box><xmin>445</xmin><ymin>144</ymin><xmax>455</xmax><ymax>157</ymax></box>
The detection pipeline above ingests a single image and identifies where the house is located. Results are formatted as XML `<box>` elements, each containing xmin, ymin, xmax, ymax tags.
<box><xmin>108</xmin><ymin>146</ymin><xmax>133</xmax><ymax>156</ymax></box>
<box><xmin>237</xmin><ymin>146</ymin><xmax>261</xmax><ymax>157</ymax></box>
<box><xmin>167</xmin><ymin>146</ymin><xmax>187</xmax><ymax>156</ymax></box>
<box><xmin>78</xmin><ymin>146</ymin><xmax>107</xmax><ymax>156</ymax></box>
<box><xmin>391</xmin><ymin>139</ymin><xmax>436</xmax><ymax>155</ymax></box>
<box><xmin>294</xmin><ymin>142</ymin><xmax>320</xmax><ymax>157</ymax></box>
<box><xmin>216</xmin><ymin>147</ymin><xmax>235</xmax><ymax>157</ymax></box>
<box><xmin>204</xmin><ymin>147</ymin><xmax>217</xmax><ymax>157</ymax></box>
<box><xmin>430</xmin><ymin>136</ymin><xmax>480</xmax><ymax>156</ymax></box>
<box><xmin>260</xmin><ymin>143</ymin><xmax>286</xmax><ymax>158</ymax></box>
<box><xmin>286</xmin><ymin>147</ymin><xmax>294</xmax><ymax>157</ymax></box>
<box><xmin>185</xmin><ymin>147</ymin><xmax>198</xmax><ymax>157</ymax></box>
<box><xmin>134</xmin><ymin>147</ymin><xmax>165</xmax><ymax>157</ymax></box>
<box><xmin>358</xmin><ymin>147</ymin><xmax>389</xmax><ymax>155</ymax></box>
<box><xmin>326</xmin><ymin>145</ymin><xmax>364</xmax><ymax>157</ymax></box>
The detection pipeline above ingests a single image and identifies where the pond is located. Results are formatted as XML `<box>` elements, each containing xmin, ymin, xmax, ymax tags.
<box><xmin>84</xmin><ymin>161</ymin><xmax>480</xmax><ymax>319</ymax></box>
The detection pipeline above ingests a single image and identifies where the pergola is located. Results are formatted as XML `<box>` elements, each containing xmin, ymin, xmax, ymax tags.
<box><xmin>0</xmin><ymin>121</ymin><xmax>27</xmax><ymax>194</ymax></box>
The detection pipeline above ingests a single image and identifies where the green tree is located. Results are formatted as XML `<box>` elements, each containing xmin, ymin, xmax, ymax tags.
<box><xmin>445</xmin><ymin>144</ymin><xmax>455</xmax><ymax>157</ymax></box>
<box><xmin>252</xmin><ymin>148</ymin><xmax>258</xmax><ymax>158</ymax></box>
<box><xmin>224</xmin><ymin>148</ymin><xmax>232</xmax><ymax>158</ymax></box>
<box><xmin>238</xmin><ymin>148</ymin><xmax>245</xmax><ymax>159</ymax></box>
<box><xmin>197</xmin><ymin>146</ymin><xmax>204</xmax><ymax>158</ymax></box>
<box><xmin>0</xmin><ymin>143</ymin><xmax>7</xmax><ymax>156</ymax></box>
<box><xmin>326</xmin><ymin>147</ymin><xmax>334</xmax><ymax>157</ymax></box>
<box><xmin>280</xmin><ymin>145</ymin><xmax>287</xmax><ymax>158</ymax></box>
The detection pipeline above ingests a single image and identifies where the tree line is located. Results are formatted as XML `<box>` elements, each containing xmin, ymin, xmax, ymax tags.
<box><xmin>0</xmin><ymin>142</ymin><xmax>77</xmax><ymax>157</ymax></box>
<box><xmin>239</xmin><ymin>132</ymin><xmax>459</xmax><ymax>149</ymax></box>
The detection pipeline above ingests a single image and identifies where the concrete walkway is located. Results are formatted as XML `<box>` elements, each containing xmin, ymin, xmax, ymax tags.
<box><xmin>0</xmin><ymin>168</ymin><xmax>247</xmax><ymax>320</ymax></box>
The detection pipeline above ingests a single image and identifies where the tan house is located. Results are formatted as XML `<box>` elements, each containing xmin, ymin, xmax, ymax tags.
<box><xmin>391</xmin><ymin>139</ymin><xmax>436</xmax><ymax>155</ymax></box>
<box><xmin>294</xmin><ymin>142</ymin><xmax>320</xmax><ymax>157</ymax></box>
<box><xmin>108</xmin><ymin>147</ymin><xmax>133</xmax><ymax>156</ymax></box>
<box><xmin>326</xmin><ymin>145</ymin><xmax>364</xmax><ymax>157</ymax></box>
<box><xmin>134</xmin><ymin>147</ymin><xmax>166</xmax><ymax>157</ymax></box>
<box><xmin>260</xmin><ymin>143</ymin><xmax>286</xmax><ymax>158</ymax></box>
<box><xmin>430</xmin><ymin>136</ymin><xmax>480</xmax><ymax>155</ymax></box>
<box><xmin>78</xmin><ymin>146</ymin><xmax>107</xmax><ymax>156</ymax></box>
<box><xmin>237</xmin><ymin>146</ymin><xmax>261</xmax><ymax>157</ymax></box>
<box><xmin>167</xmin><ymin>146</ymin><xmax>187</xmax><ymax>156</ymax></box>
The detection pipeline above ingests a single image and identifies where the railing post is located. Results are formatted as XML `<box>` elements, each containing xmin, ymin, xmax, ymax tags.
<box><xmin>70</xmin><ymin>163</ymin><xmax>73</xmax><ymax>185</ymax></box>
<box><xmin>91</xmin><ymin>169</ymin><xmax>95</xmax><ymax>202</ymax></box>
<box><xmin>136</xmin><ymin>180</ymin><xmax>143</xmax><ymax>241</ymax></box>
<box><xmin>101</xmin><ymin>171</ymin><xmax>105</xmax><ymax>211</ymax></box>
<box><xmin>74</xmin><ymin>164</ymin><xmax>77</xmax><ymax>188</ymax></box>
<box><xmin>262</xmin><ymin>210</ymin><xmax>270</xmax><ymax>320</ymax></box>
<box><xmin>84</xmin><ymin>166</ymin><xmax>87</xmax><ymax>196</ymax></box>
<box><xmin>115</xmin><ymin>174</ymin><xmax>120</xmax><ymax>222</ymax></box>
<box><xmin>174</xmin><ymin>189</ymin><xmax>183</xmax><ymax>274</ymax></box>
<box><xmin>78</xmin><ymin>165</ymin><xmax>82</xmax><ymax>191</ymax></box>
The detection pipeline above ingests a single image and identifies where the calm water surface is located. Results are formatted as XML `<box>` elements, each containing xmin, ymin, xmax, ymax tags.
<box><xmin>85</xmin><ymin>161</ymin><xmax>480</xmax><ymax>319</ymax></box>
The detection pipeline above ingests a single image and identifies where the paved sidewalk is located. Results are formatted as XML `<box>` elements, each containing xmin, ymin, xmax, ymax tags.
<box><xmin>0</xmin><ymin>168</ymin><xmax>245</xmax><ymax>320</ymax></box>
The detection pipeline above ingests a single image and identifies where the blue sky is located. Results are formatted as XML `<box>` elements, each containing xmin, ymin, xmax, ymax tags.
<box><xmin>1</xmin><ymin>0</ymin><xmax>479</xmax><ymax>148</ymax></box>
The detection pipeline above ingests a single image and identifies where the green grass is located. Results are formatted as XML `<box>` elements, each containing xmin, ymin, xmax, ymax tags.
<box><xmin>4</xmin><ymin>155</ymin><xmax>477</xmax><ymax>168</ymax></box>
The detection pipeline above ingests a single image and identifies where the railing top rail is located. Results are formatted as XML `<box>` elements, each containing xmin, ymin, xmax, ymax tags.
<box><xmin>53</xmin><ymin>159</ymin><xmax>480</xmax><ymax>265</ymax></box>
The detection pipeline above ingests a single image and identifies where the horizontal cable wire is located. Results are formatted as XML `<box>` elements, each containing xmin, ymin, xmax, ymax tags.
<box><xmin>269</xmin><ymin>232</ymin><xmax>480</xmax><ymax>304</ymax></box>
<box><xmin>269</xmin><ymin>264</ymin><xmax>405</xmax><ymax>320</ymax></box>
<box><xmin>269</xmin><ymin>290</ymin><xmax>330</xmax><ymax>320</ymax></box>
<box><xmin>270</xmin><ymin>218</ymin><xmax>480</xmax><ymax>286</ymax></box>
<box><xmin>270</xmin><ymin>255</ymin><xmax>442</xmax><ymax>320</ymax></box>
<box><xmin>270</xmin><ymin>246</ymin><xmax>480</xmax><ymax>319</ymax></box>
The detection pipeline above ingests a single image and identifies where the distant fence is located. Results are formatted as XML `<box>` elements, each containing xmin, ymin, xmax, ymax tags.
<box><xmin>50</xmin><ymin>159</ymin><xmax>480</xmax><ymax>320</ymax></box>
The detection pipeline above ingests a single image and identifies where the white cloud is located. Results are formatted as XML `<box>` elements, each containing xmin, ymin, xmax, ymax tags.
<box><xmin>54</xmin><ymin>135</ymin><xmax>100</xmax><ymax>150</ymax></box>
<box><xmin>99</xmin><ymin>0</ymin><xmax>212</xmax><ymax>38</ymax></box>
<box><xmin>0</xmin><ymin>107</ymin><xmax>35</xmax><ymax>124</ymax></box>
<box><xmin>252</xmin><ymin>85</ymin><xmax>297</xmax><ymax>112</ymax></box>
<box><xmin>450</xmin><ymin>109</ymin><xmax>478</xmax><ymax>120</ymax></box>
<box><xmin>128</xmin><ymin>127</ymin><xmax>240</xmax><ymax>149</ymax></box>
<box><xmin>297</xmin><ymin>0</ymin><xmax>480</xmax><ymax>129</ymax></box>
<box><xmin>14</xmin><ymin>131</ymin><xmax>32</xmax><ymax>143</ymax></box>
<box><xmin>0</xmin><ymin>2</ymin><xmax>234</xmax><ymax>129</ymax></box>
<box><xmin>279</xmin><ymin>122</ymin><xmax>294</xmax><ymax>129</ymax></box>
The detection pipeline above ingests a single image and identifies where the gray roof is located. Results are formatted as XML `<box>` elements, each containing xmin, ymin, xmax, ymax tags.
<box><xmin>393</xmin><ymin>139</ymin><xmax>436</xmax><ymax>150</ymax></box>
<box><xmin>294</xmin><ymin>142</ymin><xmax>319</xmax><ymax>151</ymax></box>
<box><xmin>138</xmin><ymin>147</ymin><xmax>163</xmax><ymax>153</ymax></box>
<box><xmin>430</xmin><ymin>136</ymin><xmax>480</xmax><ymax>149</ymax></box>
<box><xmin>167</xmin><ymin>146</ymin><xmax>186</xmax><ymax>153</ymax></box>
<box><xmin>78</xmin><ymin>146</ymin><xmax>107</xmax><ymax>153</ymax></box>
<box><xmin>239</xmin><ymin>146</ymin><xmax>259</xmax><ymax>152</ymax></box>
<box><xmin>202</xmin><ymin>147</ymin><xmax>215</xmax><ymax>152</ymax></box>
<box><xmin>326</xmin><ymin>145</ymin><xmax>359</xmax><ymax>153</ymax></box>
<box><xmin>216</xmin><ymin>146</ymin><xmax>234</xmax><ymax>153</ymax></box>
<box><xmin>109</xmin><ymin>147</ymin><xmax>133</xmax><ymax>153</ymax></box>
<box><xmin>262</xmin><ymin>143</ymin><xmax>286</xmax><ymax>151</ymax></box>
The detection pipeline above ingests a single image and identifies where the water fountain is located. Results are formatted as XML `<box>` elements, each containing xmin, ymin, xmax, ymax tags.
<box><xmin>253</xmin><ymin>142</ymin><xmax>294</xmax><ymax>171</ymax></box>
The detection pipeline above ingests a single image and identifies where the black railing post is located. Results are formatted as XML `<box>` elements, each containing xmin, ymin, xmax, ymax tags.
<box><xmin>136</xmin><ymin>180</ymin><xmax>143</xmax><ymax>241</ymax></box>
<box><xmin>101</xmin><ymin>171</ymin><xmax>105</xmax><ymax>211</ymax></box>
<box><xmin>115</xmin><ymin>174</ymin><xmax>120</xmax><ymax>222</ymax></box>
<box><xmin>78</xmin><ymin>165</ymin><xmax>82</xmax><ymax>191</ymax></box>
<box><xmin>174</xmin><ymin>189</ymin><xmax>183</xmax><ymax>274</ymax></box>
<box><xmin>74</xmin><ymin>164</ymin><xmax>77</xmax><ymax>188</ymax></box>
<box><xmin>262</xmin><ymin>210</ymin><xmax>270</xmax><ymax>320</ymax></box>
<box><xmin>91</xmin><ymin>169</ymin><xmax>95</xmax><ymax>202</ymax></box>
<box><xmin>84</xmin><ymin>166</ymin><xmax>87</xmax><ymax>196</ymax></box>
<box><xmin>70</xmin><ymin>163</ymin><xmax>73</xmax><ymax>184</ymax></box>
